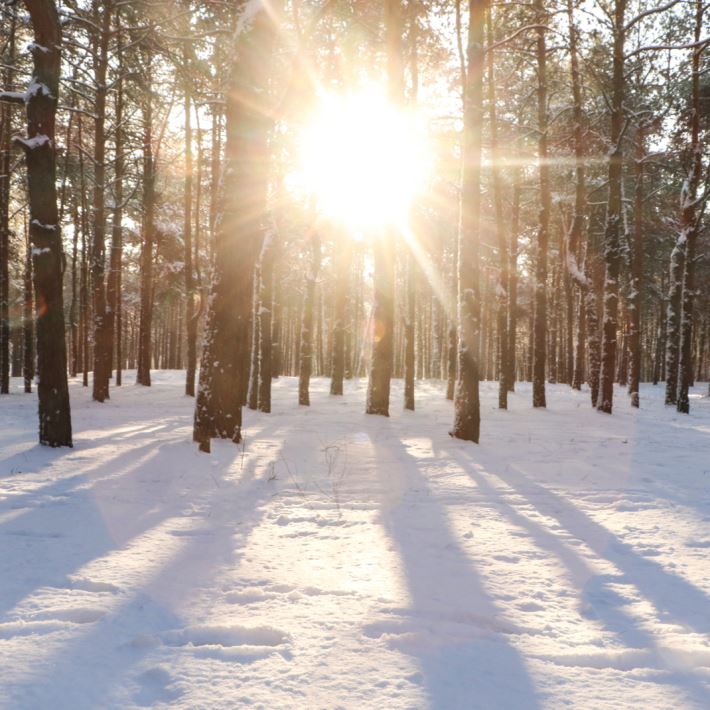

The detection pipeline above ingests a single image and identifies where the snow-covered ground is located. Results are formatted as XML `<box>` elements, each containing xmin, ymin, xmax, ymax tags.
<box><xmin>1</xmin><ymin>373</ymin><xmax>709</xmax><ymax>709</ymax></box>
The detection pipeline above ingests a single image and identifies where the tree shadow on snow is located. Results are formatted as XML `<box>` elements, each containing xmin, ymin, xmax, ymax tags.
<box><xmin>2</xmin><ymin>433</ymin><xmax>287</xmax><ymax>709</ymax></box>
<box><xmin>442</xmin><ymin>447</ymin><xmax>710</xmax><ymax>708</ymax></box>
<box><xmin>370</xmin><ymin>430</ymin><xmax>542</xmax><ymax>710</ymax></box>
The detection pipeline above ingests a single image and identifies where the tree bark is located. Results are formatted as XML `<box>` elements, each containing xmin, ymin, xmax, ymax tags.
<box><xmin>299</xmin><ymin>228</ymin><xmax>320</xmax><ymax>406</ymax></box>
<box><xmin>532</xmin><ymin>0</ymin><xmax>550</xmax><ymax>409</ymax></box>
<box><xmin>0</xmin><ymin>9</ymin><xmax>16</xmax><ymax>395</ymax></box>
<box><xmin>487</xmin><ymin>7</ymin><xmax>508</xmax><ymax>409</ymax></box>
<box><xmin>676</xmin><ymin>0</ymin><xmax>705</xmax><ymax>414</ymax></box>
<box><xmin>597</xmin><ymin>0</ymin><xmax>626</xmax><ymax>414</ymax></box>
<box><xmin>107</xmin><ymin>12</ymin><xmax>124</xmax><ymax>386</ymax></box>
<box><xmin>627</xmin><ymin>125</ymin><xmax>645</xmax><ymax>407</ymax></box>
<box><xmin>330</xmin><ymin>234</ymin><xmax>350</xmax><ymax>395</ymax></box>
<box><xmin>450</xmin><ymin>0</ymin><xmax>486</xmax><ymax>441</ymax></box>
<box><xmin>194</xmin><ymin>0</ymin><xmax>278</xmax><ymax>451</ymax></box>
<box><xmin>21</xmin><ymin>0</ymin><xmax>72</xmax><ymax>445</ymax></box>
<box><xmin>183</xmin><ymin>78</ymin><xmax>197</xmax><ymax>396</ymax></box>
<box><xmin>257</xmin><ymin>225</ymin><xmax>277</xmax><ymax>412</ymax></box>
<box><xmin>90</xmin><ymin>1</ymin><xmax>112</xmax><ymax>402</ymax></box>
<box><xmin>136</xmin><ymin>53</ymin><xmax>155</xmax><ymax>387</ymax></box>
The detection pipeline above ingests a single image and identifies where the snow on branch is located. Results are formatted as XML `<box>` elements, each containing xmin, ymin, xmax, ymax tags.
<box><xmin>0</xmin><ymin>90</ymin><xmax>27</xmax><ymax>105</ymax></box>
<box><xmin>623</xmin><ymin>0</ymin><xmax>684</xmax><ymax>33</ymax></box>
<box><xmin>13</xmin><ymin>134</ymin><xmax>52</xmax><ymax>151</ymax></box>
<box><xmin>625</xmin><ymin>36</ymin><xmax>710</xmax><ymax>60</ymax></box>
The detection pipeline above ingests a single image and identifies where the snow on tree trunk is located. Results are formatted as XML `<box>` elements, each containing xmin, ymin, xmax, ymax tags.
<box><xmin>107</xmin><ymin>12</ymin><xmax>124</xmax><ymax>388</ymax></box>
<box><xmin>676</xmin><ymin>0</ymin><xmax>705</xmax><ymax>415</ymax></box>
<box><xmin>193</xmin><ymin>0</ymin><xmax>278</xmax><ymax>451</ymax></box>
<box><xmin>0</xmin><ymin>9</ymin><xmax>15</xmax><ymax>395</ymax></box>
<box><xmin>664</xmin><ymin>241</ymin><xmax>684</xmax><ymax>405</ymax></box>
<box><xmin>627</xmin><ymin>126</ymin><xmax>645</xmax><ymax>408</ymax></box>
<box><xmin>597</xmin><ymin>0</ymin><xmax>626</xmax><ymax>414</ymax></box>
<box><xmin>20</xmin><ymin>0</ymin><xmax>72</xmax><ymax>446</ymax></box>
<box><xmin>90</xmin><ymin>3</ymin><xmax>112</xmax><ymax>403</ymax></box>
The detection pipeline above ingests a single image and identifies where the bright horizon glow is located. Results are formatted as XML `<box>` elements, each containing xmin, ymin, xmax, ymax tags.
<box><xmin>291</xmin><ymin>89</ymin><xmax>432</xmax><ymax>233</ymax></box>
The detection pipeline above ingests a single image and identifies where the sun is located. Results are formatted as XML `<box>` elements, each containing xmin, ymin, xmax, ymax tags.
<box><xmin>292</xmin><ymin>89</ymin><xmax>431</xmax><ymax>233</ymax></box>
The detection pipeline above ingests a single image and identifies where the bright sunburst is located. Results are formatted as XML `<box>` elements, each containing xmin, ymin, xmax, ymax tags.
<box><xmin>292</xmin><ymin>89</ymin><xmax>431</xmax><ymax>232</ymax></box>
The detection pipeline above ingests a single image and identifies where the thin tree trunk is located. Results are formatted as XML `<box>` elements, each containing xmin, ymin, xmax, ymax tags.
<box><xmin>23</xmin><ymin>232</ymin><xmax>34</xmax><ymax>393</ymax></box>
<box><xmin>330</xmin><ymin>235</ymin><xmax>350</xmax><ymax>395</ymax></box>
<box><xmin>532</xmin><ymin>0</ymin><xmax>550</xmax><ymax>408</ymax></box>
<box><xmin>0</xmin><ymin>10</ymin><xmax>15</xmax><ymax>395</ymax></box>
<box><xmin>627</xmin><ymin>125</ymin><xmax>645</xmax><ymax>406</ymax></box>
<box><xmin>487</xmin><ymin>7</ymin><xmax>508</xmax><ymax>409</ymax></box>
<box><xmin>299</xmin><ymin>228</ymin><xmax>320</xmax><ymax>406</ymax></box>
<box><xmin>90</xmin><ymin>2</ymin><xmax>112</xmax><ymax>402</ymax></box>
<box><xmin>257</xmin><ymin>226</ymin><xmax>277</xmax><ymax>412</ymax></box>
<box><xmin>107</xmin><ymin>8</ymin><xmax>124</xmax><ymax>386</ymax></box>
<box><xmin>507</xmin><ymin>172</ymin><xmax>520</xmax><ymax>392</ymax></box>
<box><xmin>184</xmin><ymin>79</ymin><xmax>197</xmax><ymax>396</ymax></box>
<box><xmin>137</xmin><ymin>56</ymin><xmax>155</xmax><ymax>387</ymax></box>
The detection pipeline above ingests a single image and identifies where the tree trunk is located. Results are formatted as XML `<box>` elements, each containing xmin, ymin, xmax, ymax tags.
<box><xmin>21</xmin><ymin>0</ymin><xmax>72</xmax><ymax>446</ymax></box>
<box><xmin>367</xmin><ymin>0</ymin><xmax>403</xmax><ymax>417</ymax></box>
<box><xmin>487</xmin><ymin>7</ymin><xmax>508</xmax><ymax>409</ymax></box>
<box><xmin>676</xmin><ymin>0</ymin><xmax>704</xmax><ymax>414</ymax></box>
<box><xmin>184</xmin><ymin>80</ymin><xmax>197</xmax><ymax>396</ymax></box>
<box><xmin>330</xmin><ymin>235</ymin><xmax>350</xmax><ymax>395</ymax></box>
<box><xmin>23</xmin><ymin>234</ymin><xmax>34</xmax><ymax>393</ymax></box>
<box><xmin>257</xmin><ymin>226</ymin><xmax>277</xmax><ymax>412</ymax></box>
<box><xmin>627</xmin><ymin>126</ymin><xmax>644</xmax><ymax>406</ymax></box>
<box><xmin>0</xmin><ymin>10</ymin><xmax>15</xmax><ymax>395</ymax></box>
<box><xmin>507</xmin><ymin>172</ymin><xmax>520</xmax><ymax>392</ymax></box>
<box><xmin>597</xmin><ymin>0</ymin><xmax>626</xmax><ymax>413</ymax></box>
<box><xmin>403</xmin><ymin>249</ymin><xmax>415</xmax><ymax>410</ymax></box>
<box><xmin>450</xmin><ymin>0</ymin><xmax>486</xmax><ymax>441</ymax></box>
<box><xmin>137</xmin><ymin>55</ymin><xmax>155</xmax><ymax>387</ymax></box>
<box><xmin>106</xmin><ymin>8</ymin><xmax>124</xmax><ymax>387</ymax></box>
<box><xmin>299</xmin><ymin>228</ymin><xmax>320</xmax><ymax>406</ymax></box>
<box><xmin>532</xmin><ymin>0</ymin><xmax>550</xmax><ymax>409</ymax></box>
<box><xmin>194</xmin><ymin>1</ymin><xmax>277</xmax><ymax>451</ymax></box>
<box><xmin>90</xmin><ymin>1</ymin><xmax>112</xmax><ymax>402</ymax></box>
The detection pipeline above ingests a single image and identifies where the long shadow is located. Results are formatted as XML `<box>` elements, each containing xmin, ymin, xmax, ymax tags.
<box><xmin>0</xmin><ymin>438</ymin><xmax>163</xmax><ymax>520</ymax></box>
<box><xmin>2</xmin><ymin>436</ymin><xmax>285</xmax><ymax>709</ymax></box>
<box><xmin>492</xmin><ymin>459</ymin><xmax>710</xmax><ymax>638</ymax></box>
<box><xmin>445</xmin><ymin>450</ymin><xmax>710</xmax><ymax>708</ymax></box>
<box><xmin>371</xmin><ymin>431</ymin><xmax>541</xmax><ymax>709</ymax></box>
<box><xmin>0</xmin><ymin>442</ymin><xmax>186</xmax><ymax>622</ymax></box>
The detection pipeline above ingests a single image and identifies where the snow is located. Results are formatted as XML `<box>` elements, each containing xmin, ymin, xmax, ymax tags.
<box><xmin>15</xmin><ymin>135</ymin><xmax>51</xmax><ymax>151</ymax></box>
<box><xmin>234</xmin><ymin>0</ymin><xmax>262</xmax><ymax>37</ymax></box>
<box><xmin>1</xmin><ymin>373</ymin><xmax>710</xmax><ymax>708</ymax></box>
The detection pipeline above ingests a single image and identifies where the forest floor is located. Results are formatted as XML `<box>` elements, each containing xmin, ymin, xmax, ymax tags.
<box><xmin>1</xmin><ymin>372</ymin><xmax>709</xmax><ymax>709</ymax></box>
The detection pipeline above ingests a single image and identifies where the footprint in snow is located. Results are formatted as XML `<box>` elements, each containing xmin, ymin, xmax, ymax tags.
<box><xmin>133</xmin><ymin>667</ymin><xmax>182</xmax><ymax>707</ymax></box>
<box><xmin>160</xmin><ymin>625</ymin><xmax>291</xmax><ymax>662</ymax></box>
<box><xmin>65</xmin><ymin>576</ymin><xmax>121</xmax><ymax>594</ymax></box>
